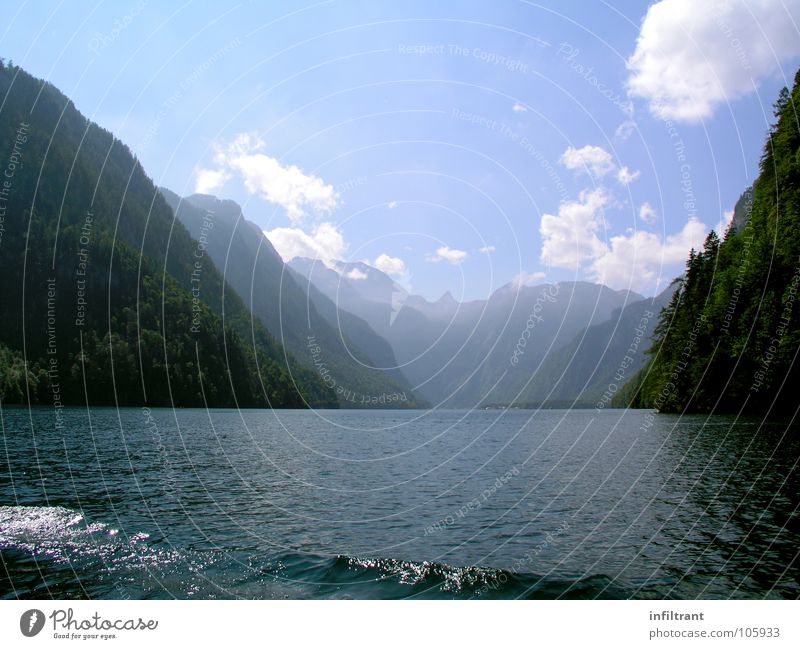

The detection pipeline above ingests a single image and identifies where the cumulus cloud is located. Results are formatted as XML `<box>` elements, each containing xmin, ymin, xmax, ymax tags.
<box><xmin>194</xmin><ymin>167</ymin><xmax>230</xmax><ymax>194</ymax></box>
<box><xmin>511</xmin><ymin>271</ymin><xmax>547</xmax><ymax>287</ymax></box>
<box><xmin>370</xmin><ymin>253</ymin><xmax>405</xmax><ymax>277</ymax></box>
<box><xmin>264</xmin><ymin>222</ymin><xmax>346</xmax><ymax>266</ymax></box>
<box><xmin>627</xmin><ymin>0</ymin><xmax>800</xmax><ymax>122</ymax></box>
<box><xmin>344</xmin><ymin>267</ymin><xmax>368</xmax><ymax>280</ymax></box>
<box><xmin>560</xmin><ymin>145</ymin><xmax>640</xmax><ymax>186</ymax></box>
<box><xmin>560</xmin><ymin>145</ymin><xmax>615</xmax><ymax>178</ymax></box>
<box><xmin>639</xmin><ymin>202</ymin><xmax>658</xmax><ymax>223</ymax></box>
<box><xmin>539</xmin><ymin>188</ymin><xmax>609</xmax><ymax>269</ymax></box>
<box><xmin>478</xmin><ymin>245</ymin><xmax>496</xmax><ymax>253</ymax></box>
<box><xmin>427</xmin><ymin>246</ymin><xmax>469</xmax><ymax>265</ymax></box>
<box><xmin>198</xmin><ymin>133</ymin><xmax>339</xmax><ymax>222</ymax></box>
<box><xmin>512</xmin><ymin>102</ymin><xmax>528</xmax><ymax>113</ymax></box>
<box><xmin>539</xmin><ymin>188</ymin><xmax>713</xmax><ymax>293</ymax></box>
<box><xmin>617</xmin><ymin>166</ymin><xmax>641</xmax><ymax>185</ymax></box>
<box><xmin>589</xmin><ymin>217</ymin><xmax>709</xmax><ymax>293</ymax></box>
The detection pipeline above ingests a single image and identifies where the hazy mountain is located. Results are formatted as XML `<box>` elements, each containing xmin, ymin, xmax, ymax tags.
<box><xmin>162</xmin><ymin>191</ymin><xmax>425</xmax><ymax>408</ymax></box>
<box><xmin>290</xmin><ymin>256</ymin><xmax>647</xmax><ymax>407</ymax></box>
<box><xmin>514</xmin><ymin>285</ymin><xmax>676</xmax><ymax>407</ymax></box>
<box><xmin>288</xmin><ymin>257</ymin><xmax>402</xmax><ymax>336</ymax></box>
<box><xmin>404</xmin><ymin>280</ymin><xmax>646</xmax><ymax>407</ymax></box>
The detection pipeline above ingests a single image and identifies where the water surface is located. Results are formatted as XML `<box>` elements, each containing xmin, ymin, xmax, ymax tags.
<box><xmin>1</xmin><ymin>407</ymin><xmax>798</xmax><ymax>599</ymax></box>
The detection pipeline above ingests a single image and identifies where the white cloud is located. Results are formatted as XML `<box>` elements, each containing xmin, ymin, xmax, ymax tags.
<box><xmin>512</xmin><ymin>102</ymin><xmax>528</xmax><ymax>113</ymax></box>
<box><xmin>203</xmin><ymin>133</ymin><xmax>339</xmax><ymax>222</ymax></box>
<box><xmin>344</xmin><ymin>267</ymin><xmax>368</xmax><ymax>281</ymax></box>
<box><xmin>478</xmin><ymin>245</ymin><xmax>496</xmax><ymax>253</ymax></box>
<box><xmin>560</xmin><ymin>145</ymin><xmax>642</xmax><ymax>185</ymax></box>
<box><xmin>539</xmin><ymin>188</ymin><xmax>609</xmax><ymax>269</ymax></box>
<box><xmin>589</xmin><ymin>217</ymin><xmax>709</xmax><ymax>293</ymax></box>
<box><xmin>615</xmin><ymin>119</ymin><xmax>637</xmax><ymax>140</ymax></box>
<box><xmin>387</xmin><ymin>200</ymin><xmax>398</xmax><ymax>209</ymax></box>
<box><xmin>617</xmin><ymin>166</ymin><xmax>641</xmax><ymax>185</ymax></box>
<box><xmin>372</xmin><ymin>253</ymin><xmax>408</xmax><ymax>279</ymax></box>
<box><xmin>511</xmin><ymin>271</ymin><xmax>546</xmax><ymax>287</ymax></box>
<box><xmin>560</xmin><ymin>145</ymin><xmax>615</xmax><ymax>178</ymax></box>
<box><xmin>627</xmin><ymin>0</ymin><xmax>800</xmax><ymax>122</ymax></box>
<box><xmin>716</xmin><ymin>208</ymin><xmax>735</xmax><ymax>235</ymax></box>
<box><xmin>427</xmin><ymin>246</ymin><xmax>468</xmax><ymax>265</ymax></box>
<box><xmin>538</xmin><ymin>187</ymin><xmax>714</xmax><ymax>293</ymax></box>
<box><xmin>264</xmin><ymin>222</ymin><xmax>346</xmax><ymax>266</ymax></box>
<box><xmin>639</xmin><ymin>202</ymin><xmax>658</xmax><ymax>223</ymax></box>
<box><xmin>194</xmin><ymin>167</ymin><xmax>230</xmax><ymax>194</ymax></box>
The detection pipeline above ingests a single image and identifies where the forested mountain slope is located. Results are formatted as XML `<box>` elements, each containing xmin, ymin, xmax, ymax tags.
<box><xmin>163</xmin><ymin>191</ymin><xmax>425</xmax><ymax>407</ymax></box>
<box><xmin>618</xmin><ymin>72</ymin><xmax>800</xmax><ymax>416</ymax></box>
<box><xmin>0</xmin><ymin>60</ymin><xmax>335</xmax><ymax>408</ymax></box>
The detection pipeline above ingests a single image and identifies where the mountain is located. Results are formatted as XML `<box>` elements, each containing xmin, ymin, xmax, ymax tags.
<box><xmin>397</xmin><ymin>280</ymin><xmax>645</xmax><ymax>407</ymax></box>
<box><xmin>0</xmin><ymin>60</ymin><xmax>335</xmax><ymax>408</ymax></box>
<box><xmin>403</xmin><ymin>291</ymin><xmax>463</xmax><ymax>321</ymax></box>
<box><xmin>730</xmin><ymin>185</ymin><xmax>754</xmax><ymax>234</ymax></box>
<box><xmin>618</xmin><ymin>72</ymin><xmax>800</xmax><ymax>415</ymax></box>
<box><xmin>161</xmin><ymin>191</ymin><xmax>425</xmax><ymax>408</ymax></box>
<box><xmin>514</xmin><ymin>285</ymin><xmax>676</xmax><ymax>407</ymax></box>
<box><xmin>288</xmin><ymin>256</ymin><xmax>405</xmax><ymax>336</ymax></box>
<box><xmin>290</xmin><ymin>257</ymin><xmax>645</xmax><ymax>407</ymax></box>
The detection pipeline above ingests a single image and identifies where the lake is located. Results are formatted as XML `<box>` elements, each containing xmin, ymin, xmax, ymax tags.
<box><xmin>1</xmin><ymin>407</ymin><xmax>798</xmax><ymax>599</ymax></box>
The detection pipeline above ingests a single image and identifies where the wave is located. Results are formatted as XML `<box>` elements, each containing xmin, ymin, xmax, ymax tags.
<box><xmin>0</xmin><ymin>505</ymin><xmax>173</xmax><ymax>565</ymax></box>
<box><xmin>285</xmin><ymin>554</ymin><xmax>632</xmax><ymax>599</ymax></box>
<box><xmin>0</xmin><ymin>506</ymin><xmax>630</xmax><ymax>599</ymax></box>
<box><xmin>0</xmin><ymin>505</ymin><xmax>203</xmax><ymax>599</ymax></box>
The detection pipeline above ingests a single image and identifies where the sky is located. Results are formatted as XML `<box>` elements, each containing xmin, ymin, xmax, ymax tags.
<box><xmin>2</xmin><ymin>0</ymin><xmax>799</xmax><ymax>300</ymax></box>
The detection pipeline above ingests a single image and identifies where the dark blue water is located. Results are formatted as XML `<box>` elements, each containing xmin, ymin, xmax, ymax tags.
<box><xmin>1</xmin><ymin>407</ymin><xmax>798</xmax><ymax>599</ymax></box>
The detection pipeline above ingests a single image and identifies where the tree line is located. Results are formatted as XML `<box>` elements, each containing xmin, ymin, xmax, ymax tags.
<box><xmin>617</xmin><ymin>70</ymin><xmax>800</xmax><ymax>416</ymax></box>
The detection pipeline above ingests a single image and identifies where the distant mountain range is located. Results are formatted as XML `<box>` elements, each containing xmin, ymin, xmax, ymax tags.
<box><xmin>289</xmin><ymin>256</ymin><xmax>675</xmax><ymax>408</ymax></box>
<box><xmin>0</xmin><ymin>59</ymin><xmax>678</xmax><ymax>412</ymax></box>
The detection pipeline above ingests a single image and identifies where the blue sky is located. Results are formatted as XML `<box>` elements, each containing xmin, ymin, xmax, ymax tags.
<box><xmin>2</xmin><ymin>0</ymin><xmax>799</xmax><ymax>299</ymax></box>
